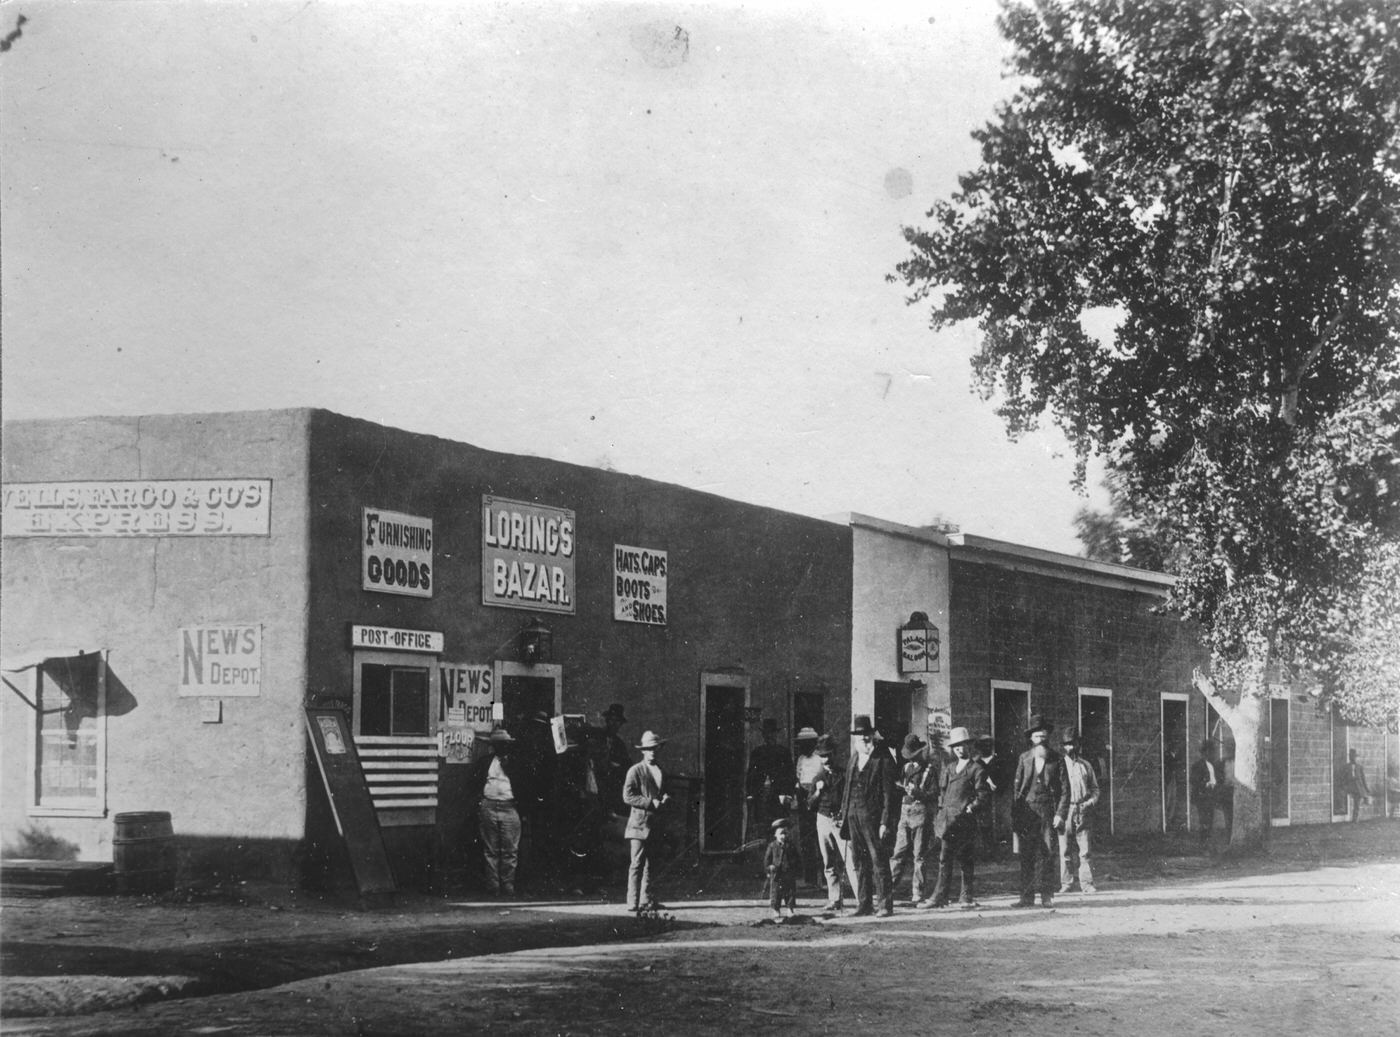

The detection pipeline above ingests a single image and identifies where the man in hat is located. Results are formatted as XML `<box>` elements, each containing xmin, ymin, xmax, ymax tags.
<box><xmin>746</xmin><ymin>717</ymin><xmax>795</xmax><ymax>832</ymax></box>
<box><xmin>838</xmin><ymin>715</ymin><xmax>899</xmax><ymax>916</ymax></box>
<box><xmin>889</xmin><ymin>732</ymin><xmax>939</xmax><ymax>906</ymax></box>
<box><xmin>764</xmin><ymin>817</ymin><xmax>801</xmax><ymax>921</ymax></box>
<box><xmin>465</xmin><ymin>727</ymin><xmax>532</xmax><ymax>897</ymax></box>
<box><xmin>809</xmin><ymin>734</ymin><xmax>854</xmax><ymax>912</ymax></box>
<box><xmin>596</xmin><ymin>703</ymin><xmax>632</xmax><ymax>817</ymax></box>
<box><xmin>1012</xmin><ymin>715</ymin><xmax>1062</xmax><ymax>907</ymax></box>
<box><xmin>920</xmin><ymin>726</ymin><xmax>990</xmax><ymax>909</ymax></box>
<box><xmin>976</xmin><ymin>733</ymin><xmax>1014</xmax><ymax>861</ymax></box>
<box><xmin>623</xmin><ymin>730</ymin><xmax>671</xmax><ymax>912</ymax></box>
<box><xmin>792</xmin><ymin>726</ymin><xmax>823</xmax><ymax>883</ymax></box>
<box><xmin>1336</xmin><ymin>748</ymin><xmax>1372</xmax><ymax>823</ymax></box>
<box><xmin>1190</xmin><ymin>739</ymin><xmax>1232</xmax><ymax>850</ymax></box>
<box><xmin>1055</xmin><ymin>727</ymin><xmax>1100</xmax><ymax>894</ymax></box>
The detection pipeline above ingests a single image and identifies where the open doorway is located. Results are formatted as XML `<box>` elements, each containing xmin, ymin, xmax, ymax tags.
<box><xmin>874</xmin><ymin>680</ymin><xmax>921</xmax><ymax>756</ymax></box>
<box><xmin>990</xmin><ymin>681</ymin><xmax>1030</xmax><ymax>851</ymax></box>
<box><xmin>1079</xmin><ymin>688</ymin><xmax>1113</xmax><ymax>834</ymax></box>
<box><xmin>1161</xmin><ymin>693</ymin><xmax>1189</xmax><ymax>833</ymax></box>
<box><xmin>700</xmin><ymin>672</ymin><xmax>750</xmax><ymax>853</ymax></box>
<box><xmin>1269</xmin><ymin>691</ymin><xmax>1290</xmax><ymax>825</ymax></box>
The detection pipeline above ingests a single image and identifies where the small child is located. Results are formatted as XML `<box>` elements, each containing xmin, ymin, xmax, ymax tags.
<box><xmin>764</xmin><ymin>817</ymin><xmax>800</xmax><ymax>921</ymax></box>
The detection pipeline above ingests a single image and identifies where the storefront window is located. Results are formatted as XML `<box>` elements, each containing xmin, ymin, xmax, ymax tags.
<box><xmin>358</xmin><ymin>663</ymin><xmax>430</xmax><ymax>737</ymax></box>
<box><xmin>33</xmin><ymin>654</ymin><xmax>106</xmax><ymax>814</ymax></box>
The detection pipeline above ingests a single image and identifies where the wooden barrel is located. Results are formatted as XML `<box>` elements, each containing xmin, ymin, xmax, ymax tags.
<box><xmin>113</xmin><ymin>811</ymin><xmax>176</xmax><ymax>894</ymax></box>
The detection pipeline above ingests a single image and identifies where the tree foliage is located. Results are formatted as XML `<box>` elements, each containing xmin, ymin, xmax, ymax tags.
<box><xmin>892</xmin><ymin>0</ymin><xmax>1400</xmax><ymax>836</ymax></box>
<box><xmin>1074</xmin><ymin>469</ymin><xmax>1179</xmax><ymax>571</ymax></box>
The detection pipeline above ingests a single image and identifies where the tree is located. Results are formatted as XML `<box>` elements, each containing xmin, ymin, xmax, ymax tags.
<box><xmin>1074</xmin><ymin>470</ymin><xmax>1178</xmax><ymax>571</ymax></box>
<box><xmin>892</xmin><ymin>0</ymin><xmax>1400</xmax><ymax>848</ymax></box>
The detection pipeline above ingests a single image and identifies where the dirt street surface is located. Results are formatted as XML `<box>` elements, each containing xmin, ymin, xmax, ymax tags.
<box><xmin>3</xmin><ymin>825</ymin><xmax>1399</xmax><ymax>1035</ymax></box>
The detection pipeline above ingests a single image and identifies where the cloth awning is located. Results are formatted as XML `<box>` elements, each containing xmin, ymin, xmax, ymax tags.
<box><xmin>1</xmin><ymin>648</ymin><xmax>106</xmax><ymax>672</ymax></box>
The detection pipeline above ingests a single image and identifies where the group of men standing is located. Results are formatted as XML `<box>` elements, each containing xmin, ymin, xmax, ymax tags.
<box><xmin>761</xmin><ymin>712</ymin><xmax>1102</xmax><ymax>916</ymax></box>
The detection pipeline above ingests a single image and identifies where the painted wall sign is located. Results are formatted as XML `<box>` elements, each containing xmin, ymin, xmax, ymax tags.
<box><xmin>179</xmin><ymin>624</ymin><xmax>263</xmax><ymax>697</ymax></box>
<box><xmin>362</xmin><ymin>508</ymin><xmax>433</xmax><ymax>597</ymax></box>
<box><xmin>438</xmin><ymin>663</ymin><xmax>495</xmax><ymax>731</ymax></box>
<box><xmin>2</xmin><ymin>480</ymin><xmax>272</xmax><ymax>537</ymax></box>
<box><xmin>481</xmin><ymin>496</ymin><xmax>576</xmax><ymax>613</ymax></box>
<box><xmin>613</xmin><ymin>544</ymin><xmax>668</xmax><ymax>625</ymax></box>
<box><xmin>349</xmin><ymin>625</ymin><xmax>444</xmax><ymax>654</ymax></box>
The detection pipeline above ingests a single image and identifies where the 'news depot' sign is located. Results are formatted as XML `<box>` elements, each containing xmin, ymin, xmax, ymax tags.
<box><xmin>481</xmin><ymin>496</ymin><xmax>575</xmax><ymax>614</ymax></box>
<box><xmin>362</xmin><ymin>508</ymin><xmax>433</xmax><ymax>597</ymax></box>
<box><xmin>179</xmin><ymin>624</ymin><xmax>262</xmax><ymax>697</ymax></box>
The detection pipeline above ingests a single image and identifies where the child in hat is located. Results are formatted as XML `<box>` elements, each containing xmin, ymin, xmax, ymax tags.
<box><xmin>764</xmin><ymin>817</ymin><xmax>801</xmax><ymax>921</ymax></box>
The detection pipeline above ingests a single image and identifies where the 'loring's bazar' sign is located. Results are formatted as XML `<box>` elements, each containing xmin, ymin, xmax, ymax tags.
<box><xmin>481</xmin><ymin>496</ymin><xmax>576</xmax><ymax>614</ymax></box>
<box><xmin>362</xmin><ymin>508</ymin><xmax>433</xmax><ymax>597</ymax></box>
<box><xmin>613</xmin><ymin>544</ymin><xmax>667</xmax><ymax>625</ymax></box>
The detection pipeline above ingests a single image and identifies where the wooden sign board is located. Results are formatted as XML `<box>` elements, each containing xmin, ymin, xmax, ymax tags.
<box><xmin>305</xmin><ymin>708</ymin><xmax>396</xmax><ymax>897</ymax></box>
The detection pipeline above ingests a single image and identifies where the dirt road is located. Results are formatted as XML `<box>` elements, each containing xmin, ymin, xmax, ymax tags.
<box><xmin>5</xmin><ymin>859</ymin><xmax>1396</xmax><ymax>1036</ymax></box>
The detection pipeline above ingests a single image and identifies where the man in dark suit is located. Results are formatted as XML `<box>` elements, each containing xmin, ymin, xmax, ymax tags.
<box><xmin>920</xmin><ymin>726</ymin><xmax>991</xmax><ymax>909</ymax></box>
<box><xmin>839</xmin><ymin>714</ymin><xmax>899</xmax><ymax>916</ymax></box>
<box><xmin>1190</xmin><ymin>739</ymin><xmax>1232</xmax><ymax>850</ymax></box>
<box><xmin>1012</xmin><ymin>714</ymin><xmax>1062</xmax><ymax>907</ymax></box>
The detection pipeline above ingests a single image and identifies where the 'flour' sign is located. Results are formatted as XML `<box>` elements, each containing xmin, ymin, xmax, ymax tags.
<box><xmin>481</xmin><ymin>496</ymin><xmax>576</xmax><ymax>613</ymax></box>
<box><xmin>362</xmin><ymin>508</ymin><xmax>433</xmax><ymax>597</ymax></box>
<box><xmin>613</xmin><ymin>544</ymin><xmax>668</xmax><ymax>625</ymax></box>
<box><xmin>179</xmin><ymin>624</ymin><xmax>262</xmax><ymax>697</ymax></box>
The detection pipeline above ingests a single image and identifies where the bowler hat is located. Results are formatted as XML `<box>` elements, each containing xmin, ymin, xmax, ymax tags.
<box><xmin>850</xmin><ymin>715</ymin><xmax>877</xmax><ymax>735</ymax></box>
<box><xmin>946</xmin><ymin>726</ymin><xmax>974</xmax><ymax>748</ymax></box>
<box><xmin>814</xmin><ymin>735</ymin><xmax>835</xmax><ymax>757</ymax></box>
<box><xmin>1025</xmin><ymin>714</ymin><xmax>1053</xmax><ymax>736</ymax></box>
<box><xmin>901</xmin><ymin>733</ymin><xmax>926</xmax><ymax>760</ymax></box>
<box><xmin>795</xmin><ymin>726</ymin><xmax>820</xmax><ymax>742</ymax></box>
<box><xmin>488</xmin><ymin>727</ymin><xmax>514</xmax><ymax>744</ymax></box>
<box><xmin>636</xmin><ymin>730</ymin><xmax>667</xmax><ymax>750</ymax></box>
<box><xmin>1061</xmin><ymin>727</ymin><xmax>1081</xmax><ymax>745</ymax></box>
<box><xmin>603</xmin><ymin>703</ymin><xmax>628</xmax><ymax>722</ymax></box>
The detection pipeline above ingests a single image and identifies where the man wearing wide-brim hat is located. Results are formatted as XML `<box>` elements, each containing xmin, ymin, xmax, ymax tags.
<box><xmin>838</xmin><ymin>715</ymin><xmax>899</xmax><ymax>916</ymax></box>
<box><xmin>890</xmin><ymin>733</ymin><xmax>939</xmax><ymax>905</ymax></box>
<box><xmin>792</xmin><ymin>726</ymin><xmax>823</xmax><ymax>886</ymax></box>
<box><xmin>622</xmin><ymin>730</ymin><xmax>670</xmax><ymax>912</ymax></box>
<box><xmin>1011</xmin><ymin>714</ymin><xmax>1063</xmax><ymax>907</ymax></box>
<box><xmin>920</xmin><ymin>726</ymin><xmax>991</xmax><ymax>909</ymax></box>
<box><xmin>596</xmin><ymin>702</ymin><xmax>632</xmax><ymax>820</ymax></box>
<box><xmin>465</xmin><ymin>727</ymin><xmax>533</xmax><ymax>897</ymax></box>
<box><xmin>746</xmin><ymin>717</ymin><xmax>795</xmax><ymax>833</ymax></box>
<box><xmin>1055</xmin><ymin>727</ymin><xmax>1100</xmax><ymax>895</ymax></box>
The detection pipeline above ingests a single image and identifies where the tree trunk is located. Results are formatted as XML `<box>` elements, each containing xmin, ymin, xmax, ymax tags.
<box><xmin>1192</xmin><ymin>654</ymin><xmax>1270</xmax><ymax>852</ymax></box>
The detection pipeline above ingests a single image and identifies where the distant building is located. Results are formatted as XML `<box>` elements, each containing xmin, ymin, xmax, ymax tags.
<box><xmin>3</xmin><ymin>411</ymin><xmax>1393</xmax><ymax>890</ymax></box>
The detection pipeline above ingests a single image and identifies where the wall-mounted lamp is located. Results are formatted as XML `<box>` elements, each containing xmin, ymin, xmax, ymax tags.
<box><xmin>898</xmin><ymin>611</ymin><xmax>940</xmax><ymax>674</ymax></box>
<box><xmin>519</xmin><ymin>618</ymin><xmax>553</xmax><ymax>666</ymax></box>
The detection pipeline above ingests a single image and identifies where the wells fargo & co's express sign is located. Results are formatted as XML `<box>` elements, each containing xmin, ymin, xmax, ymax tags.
<box><xmin>481</xmin><ymin>496</ymin><xmax>575</xmax><ymax>613</ymax></box>
<box><xmin>3</xmin><ymin>480</ymin><xmax>273</xmax><ymax>537</ymax></box>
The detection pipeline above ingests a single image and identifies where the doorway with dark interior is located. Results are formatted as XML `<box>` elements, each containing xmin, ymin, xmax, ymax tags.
<box><xmin>701</xmin><ymin>674</ymin><xmax>749</xmax><ymax>853</ymax></box>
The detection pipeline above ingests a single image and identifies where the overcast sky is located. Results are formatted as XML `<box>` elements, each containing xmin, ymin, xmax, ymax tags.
<box><xmin>1</xmin><ymin>0</ymin><xmax>1109</xmax><ymax>553</ymax></box>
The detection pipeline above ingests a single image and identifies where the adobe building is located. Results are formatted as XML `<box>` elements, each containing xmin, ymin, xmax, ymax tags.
<box><xmin>3</xmin><ymin>410</ymin><xmax>1394</xmax><ymax>892</ymax></box>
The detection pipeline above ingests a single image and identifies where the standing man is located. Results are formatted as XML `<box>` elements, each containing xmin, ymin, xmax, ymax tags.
<box><xmin>623</xmin><ymin>729</ymin><xmax>670</xmax><ymax>913</ymax></box>
<box><xmin>747</xmin><ymin>718</ymin><xmax>795</xmax><ymax>832</ymax></box>
<box><xmin>595</xmin><ymin>703</ymin><xmax>632</xmax><ymax>816</ymax></box>
<box><xmin>809</xmin><ymin>735</ymin><xmax>851</xmax><ymax>912</ymax></box>
<box><xmin>1012</xmin><ymin>715</ymin><xmax>1062</xmax><ymax>908</ymax></box>
<box><xmin>839</xmin><ymin>715</ymin><xmax>899</xmax><ymax>917</ymax></box>
<box><xmin>1337</xmin><ymin>749</ymin><xmax>1372</xmax><ymax>823</ymax></box>
<box><xmin>920</xmin><ymin>727</ymin><xmax>990</xmax><ymax>909</ymax></box>
<box><xmin>976</xmin><ymin>732</ymin><xmax>1014</xmax><ymax>861</ymax></box>
<box><xmin>1190</xmin><ymin>739</ymin><xmax>1232</xmax><ymax>850</ymax></box>
<box><xmin>1055</xmin><ymin>727</ymin><xmax>1100</xmax><ymax>894</ymax></box>
<box><xmin>889</xmin><ymin>733</ymin><xmax>939</xmax><ymax>906</ymax></box>
<box><xmin>793</xmin><ymin>727</ymin><xmax>824</xmax><ymax>884</ymax></box>
<box><xmin>466</xmin><ymin>727</ymin><xmax>531</xmax><ymax>897</ymax></box>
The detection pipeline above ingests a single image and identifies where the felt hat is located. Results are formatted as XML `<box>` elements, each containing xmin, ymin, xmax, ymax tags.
<box><xmin>850</xmin><ymin>715</ymin><xmax>877</xmax><ymax>736</ymax></box>
<box><xmin>771</xmin><ymin>817</ymin><xmax>791</xmax><ymax>832</ymax></box>
<box><xmin>488</xmin><ymin>727</ymin><xmax>514</xmax><ymax>744</ymax></box>
<box><xmin>814</xmin><ymin>735</ymin><xmax>835</xmax><ymax>757</ymax></box>
<box><xmin>531</xmin><ymin>710</ymin><xmax>551</xmax><ymax>724</ymax></box>
<box><xmin>946</xmin><ymin>726</ymin><xmax>975</xmax><ymax>748</ymax></box>
<box><xmin>795</xmin><ymin>726</ymin><xmax>820</xmax><ymax>742</ymax></box>
<box><xmin>975</xmin><ymin>732</ymin><xmax>995</xmax><ymax>745</ymax></box>
<box><xmin>1025</xmin><ymin>714</ymin><xmax>1054</xmax><ymax>736</ymax></box>
<box><xmin>636</xmin><ymin>730</ymin><xmax>667</xmax><ymax>750</ymax></box>
<box><xmin>603</xmin><ymin>703</ymin><xmax>628</xmax><ymax>722</ymax></box>
<box><xmin>1061</xmin><ymin>727</ymin><xmax>1082</xmax><ymax>745</ymax></box>
<box><xmin>901</xmin><ymin>733</ymin><xmax>926</xmax><ymax>760</ymax></box>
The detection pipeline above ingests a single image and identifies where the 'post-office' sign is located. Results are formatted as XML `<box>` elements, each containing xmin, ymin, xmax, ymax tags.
<box><xmin>362</xmin><ymin>508</ymin><xmax>433</xmax><ymax>597</ymax></box>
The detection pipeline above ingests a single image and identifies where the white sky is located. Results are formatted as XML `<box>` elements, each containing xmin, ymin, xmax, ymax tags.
<box><xmin>0</xmin><ymin>0</ymin><xmax>1109</xmax><ymax>553</ymax></box>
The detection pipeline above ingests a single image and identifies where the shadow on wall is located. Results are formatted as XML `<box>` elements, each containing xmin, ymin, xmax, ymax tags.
<box><xmin>1</xmin><ymin>823</ymin><xmax>81</xmax><ymax>861</ymax></box>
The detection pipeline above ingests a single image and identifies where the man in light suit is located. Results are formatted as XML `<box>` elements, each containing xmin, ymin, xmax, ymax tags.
<box><xmin>839</xmin><ymin>714</ymin><xmax>899</xmax><ymax>917</ymax></box>
<box><xmin>623</xmin><ymin>729</ymin><xmax>670</xmax><ymax>913</ymax></box>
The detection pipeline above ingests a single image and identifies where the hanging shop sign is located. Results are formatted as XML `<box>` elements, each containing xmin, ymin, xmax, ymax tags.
<box><xmin>179</xmin><ymin>624</ymin><xmax>263</xmax><ymax>697</ymax></box>
<box><xmin>481</xmin><ymin>496</ymin><xmax>576</xmax><ymax>614</ymax></box>
<box><xmin>898</xmin><ymin>612</ymin><xmax>941</xmax><ymax>674</ymax></box>
<box><xmin>349</xmin><ymin>625</ymin><xmax>444</xmax><ymax>654</ymax></box>
<box><xmin>362</xmin><ymin>508</ymin><xmax>433</xmax><ymax>597</ymax></box>
<box><xmin>613</xmin><ymin>544</ymin><xmax>668</xmax><ymax>625</ymax></box>
<box><xmin>3</xmin><ymin>479</ymin><xmax>273</xmax><ymax>537</ymax></box>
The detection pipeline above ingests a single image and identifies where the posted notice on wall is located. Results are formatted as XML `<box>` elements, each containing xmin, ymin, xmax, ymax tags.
<box><xmin>3</xmin><ymin>480</ymin><xmax>273</xmax><ymax>538</ymax></box>
<box><xmin>613</xmin><ymin>544</ymin><xmax>667</xmax><ymax>625</ymax></box>
<box><xmin>362</xmin><ymin>507</ymin><xmax>433</xmax><ymax>597</ymax></box>
<box><xmin>179</xmin><ymin>624</ymin><xmax>262</xmax><ymax>697</ymax></box>
<box><xmin>481</xmin><ymin>496</ymin><xmax>576</xmax><ymax>614</ymax></box>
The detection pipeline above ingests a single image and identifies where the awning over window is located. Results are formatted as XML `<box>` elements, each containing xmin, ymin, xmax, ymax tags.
<box><xmin>2</xmin><ymin>648</ymin><xmax>106</xmax><ymax>672</ymax></box>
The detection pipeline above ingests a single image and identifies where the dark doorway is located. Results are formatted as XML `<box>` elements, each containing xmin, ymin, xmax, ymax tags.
<box><xmin>1269</xmin><ymin>697</ymin><xmax>1290</xmax><ymax>821</ymax></box>
<box><xmin>703</xmin><ymin>682</ymin><xmax>747</xmax><ymax>852</ymax></box>
<box><xmin>499</xmin><ymin>674</ymin><xmax>556</xmax><ymax>733</ymax></box>
<box><xmin>793</xmin><ymin>691</ymin><xmax>825</xmax><ymax>739</ymax></box>
<box><xmin>991</xmin><ymin>685</ymin><xmax>1030</xmax><ymax>848</ymax></box>
<box><xmin>873</xmin><ymin>681</ymin><xmax>915</xmax><ymax>756</ymax></box>
<box><xmin>1080</xmin><ymin>692</ymin><xmax>1113</xmax><ymax>833</ymax></box>
<box><xmin>1331</xmin><ymin>712</ymin><xmax>1349</xmax><ymax>817</ymax></box>
<box><xmin>1162</xmin><ymin>697</ymin><xmax>1189</xmax><ymax>833</ymax></box>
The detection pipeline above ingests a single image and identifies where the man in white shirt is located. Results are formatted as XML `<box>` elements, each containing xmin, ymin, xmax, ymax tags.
<box><xmin>1054</xmin><ymin>727</ymin><xmax>1100</xmax><ymax>894</ymax></box>
<box><xmin>1190</xmin><ymin>739</ymin><xmax>1232</xmax><ymax>851</ymax></box>
<box><xmin>623</xmin><ymin>730</ymin><xmax>671</xmax><ymax>912</ymax></box>
<box><xmin>466</xmin><ymin>727</ymin><xmax>529</xmax><ymax>897</ymax></box>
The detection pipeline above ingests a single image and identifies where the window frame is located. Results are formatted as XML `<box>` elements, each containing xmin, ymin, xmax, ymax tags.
<box><xmin>351</xmin><ymin>650</ymin><xmax>438</xmax><ymax>738</ymax></box>
<box><xmin>25</xmin><ymin>652</ymin><xmax>109</xmax><ymax>819</ymax></box>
